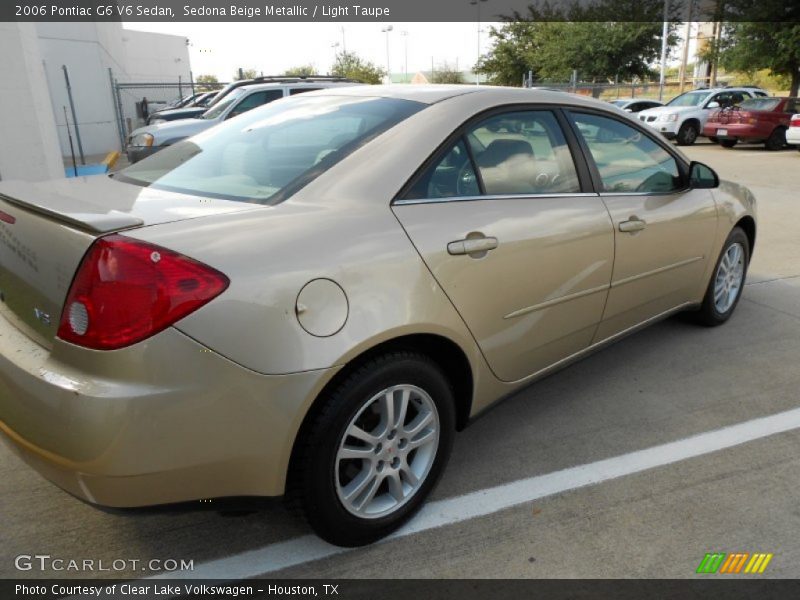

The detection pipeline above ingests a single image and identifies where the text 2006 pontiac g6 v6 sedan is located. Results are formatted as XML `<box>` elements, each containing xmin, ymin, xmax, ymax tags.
<box><xmin>0</xmin><ymin>86</ymin><xmax>756</xmax><ymax>546</ymax></box>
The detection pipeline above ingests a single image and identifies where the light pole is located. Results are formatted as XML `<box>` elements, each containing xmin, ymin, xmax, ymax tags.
<box><xmin>331</xmin><ymin>41</ymin><xmax>340</xmax><ymax>73</ymax></box>
<box><xmin>658</xmin><ymin>0</ymin><xmax>670</xmax><ymax>101</ymax></box>
<box><xmin>400</xmin><ymin>30</ymin><xmax>409</xmax><ymax>82</ymax></box>
<box><xmin>470</xmin><ymin>0</ymin><xmax>488</xmax><ymax>85</ymax></box>
<box><xmin>381</xmin><ymin>25</ymin><xmax>394</xmax><ymax>82</ymax></box>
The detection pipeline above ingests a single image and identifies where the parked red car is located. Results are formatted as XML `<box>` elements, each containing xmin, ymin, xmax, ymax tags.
<box><xmin>704</xmin><ymin>96</ymin><xmax>799</xmax><ymax>150</ymax></box>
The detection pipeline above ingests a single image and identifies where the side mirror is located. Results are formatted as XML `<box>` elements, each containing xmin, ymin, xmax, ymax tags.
<box><xmin>624</xmin><ymin>108</ymin><xmax>633</xmax><ymax>113</ymax></box>
<box><xmin>707</xmin><ymin>101</ymin><xmax>720</xmax><ymax>109</ymax></box>
<box><xmin>689</xmin><ymin>161</ymin><xmax>719</xmax><ymax>189</ymax></box>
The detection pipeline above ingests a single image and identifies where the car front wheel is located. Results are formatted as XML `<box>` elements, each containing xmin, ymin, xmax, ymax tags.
<box><xmin>676</xmin><ymin>121</ymin><xmax>699</xmax><ymax>146</ymax></box>
<box><xmin>694</xmin><ymin>227</ymin><xmax>750</xmax><ymax>326</ymax></box>
<box><xmin>290</xmin><ymin>352</ymin><xmax>455</xmax><ymax>546</ymax></box>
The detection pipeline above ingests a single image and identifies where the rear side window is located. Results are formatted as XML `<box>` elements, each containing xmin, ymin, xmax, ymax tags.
<box><xmin>405</xmin><ymin>110</ymin><xmax>580</xmax><ymax>200</ymax></box>
<box><xmin>571</xmin><ymin>112</ymin><xmax>682</xmax><ymax>194</ymax></box>
<box><xmin>290</xmin><ymin>88</ymin><xmax>323</xmax><ymax>95</ymax></box>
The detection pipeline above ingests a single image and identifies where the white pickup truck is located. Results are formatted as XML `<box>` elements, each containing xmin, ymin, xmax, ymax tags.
<box><xmin>637</xmin><ymin>86</ymin><xmax>769</xmax><ymax>145</ymax></box>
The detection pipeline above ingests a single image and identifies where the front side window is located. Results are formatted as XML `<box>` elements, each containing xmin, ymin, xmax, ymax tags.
<box><xmin>227</xmin><ymin>90</ymin><xmax>283</xmax><ymax>119</ymax></box>
<box><xmin>571</xmin><ymin>112</ymin><xmax>682</xmax><ymax>194</ymax></box>
<box><xmin>405</xmin><ymin>110</ymin><xmax>580</xmax><ymax>200</ymax></box>
<box><xmin>117</xmin><ymin>96</ymin><xmax>424</xmax><ymax>205</ymax></box>
<box><xmin>711</xmin><ymin>92</ymin><xmax>746</xmax><ymax>109</ymax></box>
<box><xmin>201</xmin><ymin>88</ymin><xmax>246</xmax><ymax>120</ymax></box>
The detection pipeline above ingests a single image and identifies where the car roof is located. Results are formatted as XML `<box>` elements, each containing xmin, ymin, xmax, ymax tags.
<box><xmin>686</xmin><ymin>87</ymin><xmax>765</xmax><ymax>93</ymax></box>
<box><xmin>236</xmin><ymin>81</ymin><xmax>361</xmax><ymax>92</ymax></box>
<box><xmin>296</xmin><ymin>84</ymin><xmax>615</xmax><ymax>108</ymax></box>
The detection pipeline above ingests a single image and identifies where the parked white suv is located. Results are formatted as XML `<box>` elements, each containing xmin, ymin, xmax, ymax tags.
<box><xmin>126</xmin><ymin>78</ymin><xmax>361</xmax><ymax>163</ymax></box>
<box><xmin>787</xmin><ymin>113</ymin><xmax>800</xmax><ymax>151</ymax></box>
<box><xmin>637</xmin><ymin>86</ymin><xmax>769</xmax><ymax>145</ymax></box>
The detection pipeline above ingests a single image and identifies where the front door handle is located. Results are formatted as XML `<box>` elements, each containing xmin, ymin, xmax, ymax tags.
<box><xmin>447</xmin><ymin>236</ymin><xmax>498</xmax><ymax>256</ymax></box>
<box><xmin>619</xmin><ymin>218</ymin><xmax>646</xmax><ymax>233</ymax></box>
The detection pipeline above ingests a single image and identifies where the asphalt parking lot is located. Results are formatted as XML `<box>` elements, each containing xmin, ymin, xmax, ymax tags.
<box><xmin>2</xmin><ymin>139</ymin><xmax>799</xmax><ymax>581</ymax></box>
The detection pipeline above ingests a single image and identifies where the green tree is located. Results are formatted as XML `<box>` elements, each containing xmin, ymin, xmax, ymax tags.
<box><xmin>284</xmin><ymin>65</ymin><xmax>319</xmax><ymax>77</ymax></box>
<box><xmin>430</xmin><ymin>63</ymin><xmax>465</xmax><ymax>84</ymax></box>
<box><xmin>704</xmin><ymin>7</ymin><xmax>800</xmax><ymax>96</ymax></box>
<box><xmin>331</xmin><ymin>51</ymin><xmax>385</xmax><ymax>84</ymax></box>
<box><xmin>195</xmin><ymin>74</ymin><xmax>219</xmax><ymax>91</ymax></box>
<box><xmin>475</xmin><ymin>0</ymin><xmax>678</xmax><ymax>94</ymax></box>
<box><xmin>234</xmin><ymin>68</ymin><xmax>258</xmax><ymax>81</ymax></box>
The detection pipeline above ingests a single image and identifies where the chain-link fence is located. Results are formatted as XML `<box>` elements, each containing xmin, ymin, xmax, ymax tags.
<box><xmin>523</xmin><ymin>77</ymin><xmax>717</xmax><ymax>102</ymax></box>
<box><xmin>110</xmin><ymin>76</ymin><xmax>226</xmax><ymax>149</ymax></box>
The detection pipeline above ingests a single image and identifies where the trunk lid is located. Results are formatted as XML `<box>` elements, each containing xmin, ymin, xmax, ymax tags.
<box><xmin>0</xmin><ymin>176</ymin><xmax>257</xmax><ymax>349</ymax></box>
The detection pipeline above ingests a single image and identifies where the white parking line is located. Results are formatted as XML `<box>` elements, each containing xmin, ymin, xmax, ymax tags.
<box><xmin>152</xmin><ymin>406</ymin><xmax>800</xmax><ymax>580</ymax></box>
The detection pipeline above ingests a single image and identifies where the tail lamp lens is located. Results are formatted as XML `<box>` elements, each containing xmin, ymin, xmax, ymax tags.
<box><xmin>57</xmin><ymin>234</ymin><xmax>229</xmax><ymax>350</ymax></box>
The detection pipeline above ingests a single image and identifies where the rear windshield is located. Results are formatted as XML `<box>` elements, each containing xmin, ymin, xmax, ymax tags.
<box><xmin>738</xmin><ymin>98</ymin><xmax>781</xmax><ymax>111</ymax></box>
<box><xmin>117</xmin><ymin>95</ymin><xmax>424</xmax><ymax>204</ymax></box>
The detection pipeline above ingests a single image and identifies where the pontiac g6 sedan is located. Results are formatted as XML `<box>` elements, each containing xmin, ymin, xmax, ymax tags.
<box><xmin>0</xmin><ymin>86</ymin><xmax>756</xmax><ymax>547</ymax></box>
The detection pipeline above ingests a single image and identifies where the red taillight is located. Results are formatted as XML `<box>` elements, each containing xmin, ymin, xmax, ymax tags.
<box><xmin>57</xmin><ymin>234</ymin><xmax>229</xmax><ymax>350</ymax></box>
<box><xmin>791</xmin><ymin>115</ymin><xmax>800</xmax><ymax>128</ymax></box>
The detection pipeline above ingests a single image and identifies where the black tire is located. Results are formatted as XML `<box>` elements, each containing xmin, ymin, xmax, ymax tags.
<box><xmin>709</xmin><ymin>136</ymin><xmax>719</xmax><ymax>143</ymax></box>
<box><xmin>720</xmin><ymin>139</ymin><xmax>738</xmax><ymax>148</ymax></box>
<box><xmin>289</xmin><ymin>351</ymin><xmax>455</xmax><ymax>546</ymax></box>
<box><xmin>676</xmin><ymin>121</ymin><xmax>699</xmax><ymax>146</ymax></box>
<box><xmin>765</xmin><ymin>127</ymin><xmax>787</xmax><ymax>151</ymax></box>
<box><xmin>694</xmin><ymin>227</ymin><xmax>750</xmax><ymax>327</ymax></box>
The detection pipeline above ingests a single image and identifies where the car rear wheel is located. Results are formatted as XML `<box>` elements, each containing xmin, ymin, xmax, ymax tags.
<box><xmin>694</xmin><ymin>227</ymin><xmax>750</xmax><ymax>327</ymax></box>
<box><xmin>765</xmin><ymin>127</ymin><xmax>787</xmax><ymax>151</ymax></box>
<box><xmin>290</xmin><ymin>351</ymin><xmax>455</xmax><ymax>546</ymax></box>
<box><xmin>676</xmin><ymin>122</ymin><xmax>699</xmax><ymax>146</ymax></box>
<box><xmin>720</xmin><ymin>139</ymin><xmax>737</xmax><ymax>148</ymax></box>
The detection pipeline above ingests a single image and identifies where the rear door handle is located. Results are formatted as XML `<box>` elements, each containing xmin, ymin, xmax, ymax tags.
<box><xmin>619</xmin><ymin>218</ymin><xmax>646</xmax><ymax>233</ymax></box>
<box><xmin>447</xmin><ymin>236</ymin><xmax>498</xmax><ymax>256</ymax></box>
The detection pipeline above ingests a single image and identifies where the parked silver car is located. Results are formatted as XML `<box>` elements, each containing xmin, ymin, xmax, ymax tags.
<box><xmin>126</xmin><ymin>79</ymin><xmax>360</xmax><ymax>162</ymax></box>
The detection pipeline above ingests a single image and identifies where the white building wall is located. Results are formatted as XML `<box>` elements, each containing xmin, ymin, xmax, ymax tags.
<box><xmin>32</xmin><ymin>23</ymin><xmax>191</xmax><ymax>160</ymax></box>
<box><xmin>36</xmin><ymin>23</ymin><xmax>121</xmax><ymax>157</ymax></box>
<box><xmin>0</xmin><ymin>23</ymin><xmax>63</xmax><ymax>182</ymax></box>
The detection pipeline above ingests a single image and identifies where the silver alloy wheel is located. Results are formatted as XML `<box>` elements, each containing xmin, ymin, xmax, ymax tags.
<box><xmin>335</xmin><ymin>384</ymin><xmax>440</xmax><ymax>519</ymax></box>
<box><xmin>713</xmin><ymin>242</ymin><xmax>745</xmax><ymax>314</ymax></box>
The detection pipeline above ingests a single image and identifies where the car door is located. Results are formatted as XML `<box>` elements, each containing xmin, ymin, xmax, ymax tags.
<box><xmin>567</xmin><ymin>111</ymin><xmax>718</xmax><ymax>341</ymax></box>
<box><xmin>393</xmin><ymin>109</ymin><xmax>614</xmax><ymax>382</ymax></box>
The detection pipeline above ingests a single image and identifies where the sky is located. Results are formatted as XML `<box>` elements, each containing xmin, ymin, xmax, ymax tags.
<box><xmin>123</xmin><ymin>22</ymin><xmax>498</xmax><ymax>81</ymax></box>
<box><xmin>124</xmin><ymin>21</ymin><xmax>699</xmax><ymax>84</ymax></box>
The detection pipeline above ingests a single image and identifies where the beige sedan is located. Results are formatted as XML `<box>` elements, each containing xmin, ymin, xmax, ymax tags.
<box><xmin>0</xmin><ymin>86</ymin><xmax>756</xmax><ymax>546</ymax></box>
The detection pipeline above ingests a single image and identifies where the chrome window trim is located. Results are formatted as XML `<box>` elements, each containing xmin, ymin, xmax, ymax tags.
<box><xmin>393</xmin><ymin>192</ymin><xmax>599</xmax><ymax>206</ymax></box>
<box><xmin>598</xmin><ymin>188</ymin><xmax>691</xmax><ymax>198</ymax></box>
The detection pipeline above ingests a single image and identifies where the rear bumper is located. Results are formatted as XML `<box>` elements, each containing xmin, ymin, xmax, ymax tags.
<box><xmin>0</xmin><ymin>313</ymin><xmax>335</xmax><ymax>507</ymax></box>
<box><xmin>786</xmin><ymin>128</ymin><xmax>800</xmax><ymax>146</ymax></box>
<box><xmin>703</xmin><ymin>122</ymin><xmax>770</xmax><ymax>141</ymax></box>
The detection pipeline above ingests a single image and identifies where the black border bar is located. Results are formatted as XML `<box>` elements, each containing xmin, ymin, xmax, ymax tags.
<box><xmin>4</xmin><ymin>0</ymin><xmax>799</xmax><ymax>22</ymax></box>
